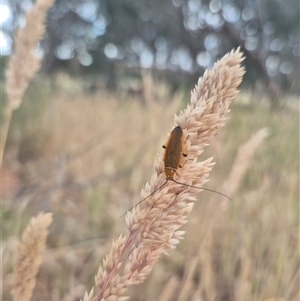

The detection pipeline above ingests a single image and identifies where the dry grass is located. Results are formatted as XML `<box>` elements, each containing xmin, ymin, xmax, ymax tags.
<box><xmin>2</xmin><ymin>76</ymin><xmax>299</xmax><ymax>300</ymax></box>
<box><xmin>2</xmin><ymin>21</ymin><xmax>299</xmax><ymax>301</ymax></box>
<box><xmin>2</xmin><ymin>0</ymin><xmax>299</xmax><ymax>298</ymax></box>
<box><xmin>2</xmin><ymin>0</ymin><xmax>55</xmax><ymax>165</ymax></box>
<box><xmin>12</xmin><ymin>213</ymin><xmax>53</xmax><ymax>301</ymax></box>
<box><xmin>79</xmin><ymin>49</ymin><xmax>245</xmax><ymax>300</ymax></box>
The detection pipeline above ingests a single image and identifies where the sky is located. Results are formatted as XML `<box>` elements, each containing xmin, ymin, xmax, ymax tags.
<box><xmin>0</xmin><ymin>1</ymin><xmax>13</xmax><ymax>56</ymax></box>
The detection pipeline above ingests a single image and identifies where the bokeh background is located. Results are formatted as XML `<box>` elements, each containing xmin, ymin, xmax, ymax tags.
<box><xmin>2</xmin><ymin>0</ymin><xmax>299</xmax><ymax>300</ymax></box>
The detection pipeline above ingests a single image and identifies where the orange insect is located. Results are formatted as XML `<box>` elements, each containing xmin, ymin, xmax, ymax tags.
<box><xmin>124</xmin><ymin>126</ymin><xmax>231</xmax><ymax>214</ymax></box>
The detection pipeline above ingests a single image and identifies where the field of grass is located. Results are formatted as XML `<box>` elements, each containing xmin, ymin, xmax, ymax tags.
<box><xmin>2</xmin><ymin>75</ymin><xmax>299</xmax><ymax>301</ymax></box>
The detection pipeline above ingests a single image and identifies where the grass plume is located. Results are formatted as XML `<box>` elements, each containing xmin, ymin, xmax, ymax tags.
<box><xmin>177</xmin><ymin>128</ymin><xmax>270</xmax><ymax>299</ymax></box>
<box><xmin>222</xmin><ymin>127</ymin><xmax>270</xmax><ymax>196</ymax></box>
<box><xmin>2</xmin><ymin>0</ymin><xmax>55</xmax><ymax>165</ymax></box>
<box><xmin>83</xmin><ymin>48</ymin><xmax>245</xmax><ymax>300</ymax></box>
<box><xmin>12</xmin><ymin>212</ymin><xmax>53</xmax><ymax>301</ymax></box>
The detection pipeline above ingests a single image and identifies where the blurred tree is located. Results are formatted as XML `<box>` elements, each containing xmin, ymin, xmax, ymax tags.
<box><xmin>5</xmin><ymin>0</ymin><xmax>299</xmax><ymax>105</ymax></box>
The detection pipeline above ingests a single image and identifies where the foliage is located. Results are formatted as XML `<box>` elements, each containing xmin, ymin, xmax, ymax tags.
<box><xmin>6</xmin><ymin>0</ymin><xmax>299</xmax><ymax>97</ymax></box>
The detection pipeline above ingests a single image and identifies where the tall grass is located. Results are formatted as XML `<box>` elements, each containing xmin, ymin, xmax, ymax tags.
<box><xmin>12</xmin><ymin>213</ymin><xmax>53</xmax><ymax>301</ymax></box>
<box><xmin>81</xmin><ymin>49</ymin><xmax>245</xmax><ymax>300</ymax></box>
<box><xmin>2</xmin><ymin>0</ymin><xmax>55</xmax><ymax>166</ymax></box>
<box><xmin>2</xmin><ymin>0</ymin><xmax>299</xmax><ymax>298</ymax></box>
<box><xmin>3</xmin><ymin>75</ymin><xmax>299</xmax><ymax>300</ymax></box>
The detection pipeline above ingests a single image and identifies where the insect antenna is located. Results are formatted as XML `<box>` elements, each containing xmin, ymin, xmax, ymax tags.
<box><xmin>120</xmin><ymin>180</ymin><xmax>168</xmax><ymax>217</ymax></box>
<box><xmin>171</xmin><ymin>179</ymin><xmax>233</xmax><ymax>202</ymax></box>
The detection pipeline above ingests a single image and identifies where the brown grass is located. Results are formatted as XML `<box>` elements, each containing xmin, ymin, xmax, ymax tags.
<box><xmin>12</xmin><ymin>212</ymin><xmax>53</xmax><ymax>301</ymax></box>
<box><xmin>3</xmin><ymin>80</ymin><xmax>298</xmax><ymax>301</ymax></box>
<box><xmin>80</xmin><ymin>48</ymin><xmax>245</xmax><ymax>300</ymax></box>
<box><xmin>2</xmin><ymin>0</ymin><xmax>55</xmax><ymax>165</ymax></box>
<box><xmin>2</xmin><ymin>14</ymin><xmax>298</xmax><ymax>300</ymax></box>
<box><xmin>222</xmin><ymin>127</ymin><xmax>270</xmax><ymax>196</ymax></box>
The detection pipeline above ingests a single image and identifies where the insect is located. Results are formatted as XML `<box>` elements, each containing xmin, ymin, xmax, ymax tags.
<box><xmin>123</xmin><ymin>126</ymin><xmax>232</xmax><ymax>215</ymax></box>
